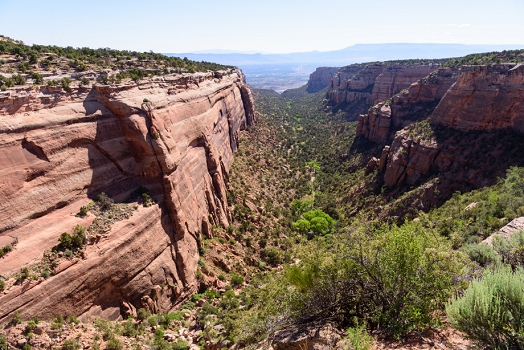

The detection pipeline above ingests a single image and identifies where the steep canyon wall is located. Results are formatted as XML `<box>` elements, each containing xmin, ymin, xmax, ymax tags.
<box><xmin>0</xmin><ymin>69</ymin><xmax>254</xmax><ymax>322</ymax></box>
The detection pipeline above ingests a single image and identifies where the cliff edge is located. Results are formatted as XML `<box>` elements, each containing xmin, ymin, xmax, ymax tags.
<box><xmin>0</xmin><ymin>69</ymin><xmax>255</xmax><ymax>322</ymax></box>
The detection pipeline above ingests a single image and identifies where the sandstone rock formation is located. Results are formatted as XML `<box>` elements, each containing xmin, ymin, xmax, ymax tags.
<box><xmin>0</xmin><ymin>69</ymin><xmax>254</xmax><ymax>322</ymax></box>
<box><xmin>306</xmin><ymin>67</ymin><xmax>340</xmax><ymax>93</ymax></box>
<box><xmin>483</xmin><ymin>217</ymin><xmax>524</xmax><ymax>245</ymax></box>
<box><xmin>357</xmin><ymin>68</ymin><xmax>459</xmax><ymax>143</ymax></box>
<box><xmin>381</xmin><ymin>64</ymin><xmax>524</xmax><ymax>189</ymax></box>
<box><xmin>431</xmin><ymin>64</ymin><xmax>524</xmax><ymax>131</ymax></box>
<box><xmin>327</xmin><ymin>64</ymin><xmax>438</xmax><ymax>119</ymax></box>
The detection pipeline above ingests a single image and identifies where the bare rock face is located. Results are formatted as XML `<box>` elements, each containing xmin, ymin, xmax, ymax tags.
<box><xmin>0</xmin><ymin>69</ymin><xmax>254</xmax><ymax>322</ymax></box>
<box><xmin>383</xmin><ymin>129</ymin><xmax>441</xmax><ymax>187</ymax></box>
<box><xmin>357</xmin><ymin>68</ymin><xmax>458</xmax><ymax>143</ymax></box>
<box><xmin>432</xmin><ymin>64</ymin><xmax>524</xmax><ymax>131</ymax></box>
<box><xmin>382</xmin><ymin>64</ymin><xmax>524</xmax><ymax>189</ymax></box>
<box><xmin>307</xmin><ymin>67</ymin><xmax>340</xmax><ymax>93</ymax></box>
<box><xmin>327</xmin><ymin>64</ymin><xmax>438</xmax><ymax>112</ymax></box>
<box><xmin>483</xmin><ymin>217</ymin><xmax>524</xmax><ymax>245</ymax></box>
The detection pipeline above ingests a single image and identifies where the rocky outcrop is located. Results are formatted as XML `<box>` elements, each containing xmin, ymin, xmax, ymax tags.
<box><xmin>431</xmin><ymin>64</ymin><xmax>524</xmax><ymax>132</ymax></box>
<box><xmin>381</xmin><ymin>64</ymin><xmax>524</xmax><ymax>188</ymax></box>
<box><xmin>483</xmin><ymin>217</ymin><xmax>524</xmax><ymax>245</ymax></box>
<box><xmin>306</xmin><ymin>67</ymin><xmax>340</xmax><ymax>93</ymax></box>
<box><xmin>327</xmin><ymin>64</ymin><xmax>439</xmax><ymax>119</ymax></box>
<box><xmin>383</xmin><ymin>129</ymin><xmax>441</xmax><ymax>187</ymax></box>
<box><xmin>357</xmin><ymin>68</ymin><xmax>459</xmax><ymax>143</ymax></box>
<box><xmin>0</xmin><ymin>69</ymin><xmax>255</xmax><ymax>322</ymax></box>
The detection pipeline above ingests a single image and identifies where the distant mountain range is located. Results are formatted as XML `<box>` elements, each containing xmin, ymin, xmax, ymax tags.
<box><xmin>166</xmin><ymin>43</ymin><xmax>524</xmax><ymax>66</ymax></box>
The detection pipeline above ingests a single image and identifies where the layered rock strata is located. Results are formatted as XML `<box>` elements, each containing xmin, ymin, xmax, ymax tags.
<box><xmin>431</xmin><ymin>64</ymin><xmax>524</xmax><ymax>131</ymax></box>
<box><xmin>357</xmin><ymin>68</ymin><xmax>459</xmax><ymax>143</ymax></box>
<box><xmin>306</xmin><ymin>67</ymin><xmax>340</xmax><ymax>93</ymax></box>
<box><xmin>327</xmin><ymin>64</ymin><xmax>439</xmax><ymax>110</ymax></box>
<box><xmin>381</xmin><ymin>63</ymin><xmax>524</xmax><ymax>188</ymax></box>
<box><xmin>0</xmin><ymin>69</ymin><xmax>254</xmax><ymax>322</ymax></box>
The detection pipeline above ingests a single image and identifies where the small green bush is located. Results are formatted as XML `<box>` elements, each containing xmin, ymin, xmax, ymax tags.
<box><xmin>30</xmin><ymin>72</ymin><xmax>44</xmax><ymax>85</ymax></box>
<box><xmin>61</xmin><ymin>77</ymin><xmax>72</xmax><ymax>89</ymax></box>
<box><xmin>172</xmin><ymin>339</ymin><xmax>190</xmax><ymax>350</ymax></box>
<box><xmin>137</xmin><ymin>308</ymin><xmax>150</xmax><ymax>321</ymax></box>
<box><xmin>106</xmin><ymin>336</ymin><xmax>122</xmax><ymax>350</ymax></box>
<box><xmin>345</xmin><ymin>322</ymin><xmax>373</xmax><ymax>350</ymax></box>
<box><xmin>10</xmin><ymin>311</ymin><xmax>23</xmax><ymax>325</ymax></box>
<box><xmin>460</xmin><ymin>243</ymin><xmax>499</xmax><ymax>267</ymax></box>
<box><xmin>447</xmin><ymin>265</ymin><xmax>524</xmax><ymax>349</ymax></box>
<box><xmin>61</xmin><ymin>339</ymin><xmax>81</xmax><ymax>350</ymax></box>
<box><xmin>230</xmin><ymin>274</ymin><xmax>244</xmax><ymax>287</ymax></box>
<box><xmin>59</xmin><ymin>232</ymin><xmax>73</xmax><ymax>249</ymax></box>
<box><xmin>51</xmin><ymin>315</ymin><xmax>64</xmax><ymax>329</ymax></box>
<box><xmin>0</xmin><ymin>334</ymin><xmax>8</xmax><ymax>350</ymax></box>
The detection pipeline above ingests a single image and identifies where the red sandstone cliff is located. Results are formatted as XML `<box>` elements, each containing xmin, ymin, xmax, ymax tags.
<box><xmin>306</xmin><ymin>67</ymin><xmax>340</xmax><ymax>93</ymax></box>
<box><xmin>357</xmin><ymin>67</ymin><xmax>459</xmax><ymax>143</ymax></box>
<box><xmin>431</xmin><ymin>64</ymin><xmax>524</xmax><ymax>131</ymax></box>
<box><xmin>381</xmin><ymin>63</ymin><xmax>524</xmax><ymax>189</ymax></box>
<box><xmin>327</xmin><ymin>64</ymin><xmax>438</xmax><ymax>118</ymax></box>
<box><xmin>0</xmin><ymin>69</ymin><xmax>254</xmax><ymax>322</ymax></box>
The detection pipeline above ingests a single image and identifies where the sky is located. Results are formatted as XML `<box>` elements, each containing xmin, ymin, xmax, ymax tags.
<box><xmin>1</xmin><ymin>0</ymin><xmax>523</xmax><ymax>54</ymax></box>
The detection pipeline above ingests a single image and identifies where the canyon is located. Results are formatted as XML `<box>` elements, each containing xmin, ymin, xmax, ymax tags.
<box><xmin>0</xmin><ymin>69</ymin><xmax>254</xmax><ymax>323</ymax></box>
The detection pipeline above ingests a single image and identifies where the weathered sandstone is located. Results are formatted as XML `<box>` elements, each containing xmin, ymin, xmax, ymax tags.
<box><xmin>431</xmin><ymin>64</ymin><xmax>524</xmax><ymax>131</ymax></box>
<box><xmin>327</xmin><ymin>64</ymin><xmax>439</xmax><ymax>115</ymax></box>
<box><xmin>357</xmin><ymin>67</ymin><xmax>459</xmax><ymax>143</ymax></box>
<box><xmin>306</xmin><ymin>67</ymin><xmax>340</xmax><ymax>93</ymax></box>
<box><xmin>382</xmin><ymin>64</ymin><xmax>524</xmax><ymax>188</ymax></box>
<box><xmin>0</xmin><ymin>69</ymin><xmax>254</xmax><ymax>322</ymax></box>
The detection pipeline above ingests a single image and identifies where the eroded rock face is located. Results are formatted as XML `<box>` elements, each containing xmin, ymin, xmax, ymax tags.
<box><xmin>382</xmin><ymin>64</ymin><xmax>524</xmax><ymax>189</ymax></box>
<box><xmin>357</xmin><ymin>68</ymin><xmax>459</xmax><ymax>143</ymax></box>
<box><xmin>383</xmin><ymin>129</ymin><xmax>441</xmax><ymax>187</ymax></box>
<box><xmin>307</xmin><ymin>67</ymin><xmax>340</xmax><ymax>93</ymax></box>
<box><xmin>327</xmin><ymin>64</ymin><xmax>438</xmax><ymax>111</ymax></box>
<box><xmin>432</xmin><ymin>64</ymin><xmax>524</xmax><ymax>131</ymax></box>
<box><xmin>0</xmin><ymin>69</ymin><xmax>254</xmax><ymax>322</ymax></box>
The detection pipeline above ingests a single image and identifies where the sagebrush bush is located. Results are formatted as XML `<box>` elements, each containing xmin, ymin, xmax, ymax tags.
<box><xmin>446</xmin><ymin>265</ymin><xmax>524</xmax><ymax>349</ymax></box>
<box><xmin>460</xmin><ymin>243</ymin><xmax>499</xmax><ymax>266</ymax></box>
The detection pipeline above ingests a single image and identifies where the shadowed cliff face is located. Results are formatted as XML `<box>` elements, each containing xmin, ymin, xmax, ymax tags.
<box><xmin>0</xmin><ymin>69</ymin><xmax>255</xmax><ymax>322</ymax></box>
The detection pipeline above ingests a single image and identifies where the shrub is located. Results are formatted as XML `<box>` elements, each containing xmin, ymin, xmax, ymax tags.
<box><xmin>30</xmin><ymin>72</ymin><xmax>44</xmax><ymax>85</ymax></box>
<box><xmin>0</xmin><ymin>335</ymin><xmax>7</xmax><ymax>350</ymax></box>
<box><xmin>460</xmin><ymin>243</ymin><xmax>499</xmax><ymax>267</ymax></box>
<box><xmin>61</xmin><ymin>77</ymin><xmax>72</xmax><ymax>89</ymax></box>
<box><xmin>13</xmin><ymin>73</ymin><xmax>25</xmax><ymax>85</ymax></box>
<box><xmin>10</xmin><ymin>311</ymin><xmax>23</xmax><ymax>326</ymax></box>
<box><xmin>61</xmin><ymin>339</ymin><xmax>81</xmax><ymax>350</ymax></box>
<box><xmin>0</xmin><ymin>279</ymin><xmax>5</xmax><ymax>291</ymax></box>
<box><xmin>172</xmin><ymin>339</ymin><xmax>190</xmax><ymax>350</ymax></box>
<box><xmin>96</xmin><ymin>192</ymin><xmax>114</xmax><ymax>211</ymax></box>
<box><xmin>106</xmin><ymin>336</ymin><xmax>122</xmax><ymax>350</ymax></box>
<box><xmin>80</xmin><ymin>77</ymin><xmax>90</xmax><ymax>85</ymax></box>
<box><xmin>121</xmin><ymin>320</ymin><xmax>137</xmax><ymax>337</ymax></box>
<box><xmin>345</xmin><ymin>322</ymin><xmax>373</xmax><ymax>350</ymax></box>
<box><xmin>231</xmin><ymin>274</ymin><xmax>244</xmax><ymax>287</ymax></box>
<box><xmin>78</xmin><ymin>206</ymin><xmax>89</xmax><ymax>217</ymax></box>
<box><xmin>447</xmin><ymin>265</ymin><xmax>524</xmax><ymax>349</ymax></box>
<box><xmin>51</xmin><ymin>315</ymin><xmax>64</xmax><ymax>329</ymax></box>
<box><xmin>59</xmin><ymin>232</ymin><xmax>73</xmax><ymax>249</ymax></box>
<box><xmin>261</xmin><ymin>246</ymin><xmax>283</xmax><ymax>266</ymax></box>
<box><xmin>136</xmin><ymin>308</ymin><xmax>150</xmax><ymax>321</ymax></box>
<box><xmin>71</xmin><ymin>225</ymin><xmax>86</xmax><ymax>247</ymax></box>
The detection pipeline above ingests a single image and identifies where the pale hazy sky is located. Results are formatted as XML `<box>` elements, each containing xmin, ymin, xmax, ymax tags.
<box><xmin>1</xmin><ymin>0</ymin><xmax>523</xmax><ymax>53</ymax></box>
